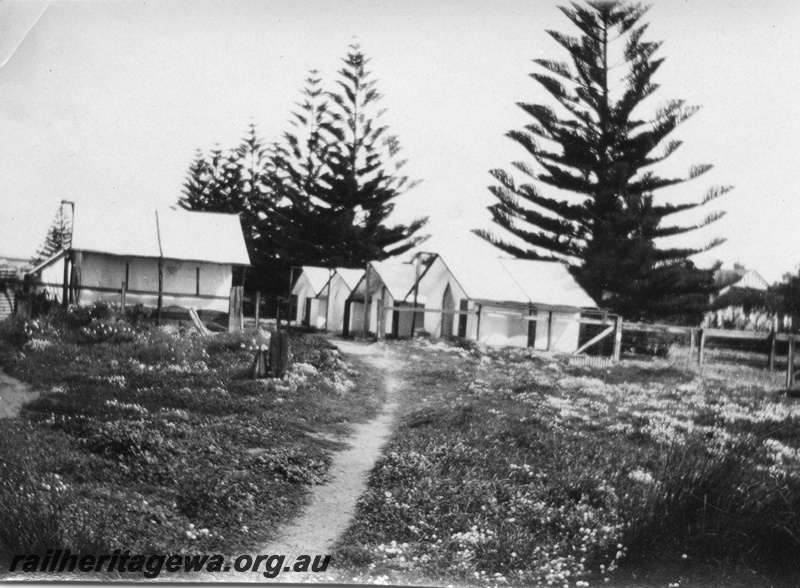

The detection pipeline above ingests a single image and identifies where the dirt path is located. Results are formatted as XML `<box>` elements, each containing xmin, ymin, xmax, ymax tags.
<box><xmin>258</xmin><ymin>339</ymin><xmax>403</xmax><ymax>582</ymax></box>
<box><xmin>0</xmin><ymin>368</ymin><xmax>39</xmax><ymax>419</ymax></box>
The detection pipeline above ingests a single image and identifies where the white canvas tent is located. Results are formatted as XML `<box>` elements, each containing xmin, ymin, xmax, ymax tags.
<box><xmin>291</xmin><ymin>266</ymin><xmax>365</xmax><ymax>331</ymax></box>
<box><xmin>346</xmin><ymin>261</ymin><xmax>422</xmax><ymax>337</ymax></box>
<box><xmin>29</xmin><ymin>208</ymin><xmax>250</xmax><ymax>312</ymax></box>
<box><xmin>403</xmin><ymin>253</ymin><xmax>598</xmax><ymax>352</ymax></box>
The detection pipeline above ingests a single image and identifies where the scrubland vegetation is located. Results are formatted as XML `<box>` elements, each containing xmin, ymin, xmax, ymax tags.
<box><xmin>0</xmin><ymin>303</ymin><xmax>382</xmax><ymax>566</ymax></box>
<box><xmin>335</xmin><ymin>339</ymin><xmax>800</xmax><ymax>587</ymax></box>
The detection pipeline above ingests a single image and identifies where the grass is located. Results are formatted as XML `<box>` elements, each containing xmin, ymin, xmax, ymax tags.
<box><xmin>0</xmin><ymin>306</ymin><xmax>384</xmax><ymax>570</ymax></box>
<box><xmin>333</xmin><ymin>339</ymin><xmax>800</xmax><ymax>587</ymax></box>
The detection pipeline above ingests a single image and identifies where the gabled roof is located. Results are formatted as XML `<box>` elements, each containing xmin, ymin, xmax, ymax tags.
<box><xmin>348</xmin><ymin>261</ymin><xmax>418</xmax><ymax>301</ymax></box>
<box><xmin>420</xmin><ymin>253</ymin><xmax>597</xmax><ymax>310</ymax></box>
<box><xmin>714</xmin><ymin>268</ymin><xmax>769</xmax><ymax>291</ymax></box>
<box><xmin>369</xmin><ymin>261</ymin><xmax>418</xmax><ymax>300</ymax></box>
<box><xmin>293</xmin><ymin>266</ymin><xmax>333</xmax><ymax>297</ymax></box>
<box><xmin>336</xmin><ymin>268</ymin><xmax>365</xmax><ymax>291</ymax></box>
<box><xmin>499</xmin><ymin>259</ymin><xmax>597</xmax><ymax>309</ymax></box>
<box><xmin>70</xmin><ymin>208</ymin><xmax>250</xmax><ymax>265</ymax></box>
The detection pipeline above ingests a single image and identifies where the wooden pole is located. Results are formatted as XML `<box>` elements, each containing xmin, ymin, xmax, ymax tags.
<box><xmin>698</xmin><ymin>328</ymin><xmax>706</xmax><ymax>366</ymax></box>
<box><xmin>768</xmin><ymin>331</ymin><xmax>776</xmax><ymax>372</ymax></box>
<box><xmin>362</xmin><ymin>263</ymin><xmax>371</xmax><ymax>338</ymax></box>
<box><xmin>612</xmin><ymin>316</ymin><xmax>623</xmax><ymax>362</ymax></box>
<box><xmin>325</xmin><ymin>269</ymin><xmax>333</xmax><ymax>331</ymax></box>
<box><xmin>476</xmin><ymin>304</ymin><xmax>482</xmax><ymax>343</ymax></box>
<box><xmin>121</xmin><ymin>281</ymin><xmax>127</xmax><ymax>312</ymax></box>
<box><xmin>61</xmin><ymin>253</ymin><xmax>70</xmax><ymax>309</ymax></box>
<box><xmin>156</xmin><ymin>257</ymin><xmax>164</xmax><ymax>325</ymax></box>
<box><xmin>410</xmin><ymin>253</ymin><xmax>422</xmax><ymax>337</ymax></box>
<box><xmin>254</xmin><ymin>291</ymin><xmax>261</xmax><ymax>331</ymax></box>
<box><xmin>288</xmin><ymin>267</ymin><xmax>295</xmax><ymax>327</ymax></box>
<box><xmin>689</xmin><ymin>328</ymin><xmax>696</xmax><ymax>363</ymax></box>
<box><xmin>786</xmin><ymin>337</ymin><xmax>795</xmax><ymax>388</ymax></box>
<box><xmin>546</xmin><ymin>311</ymin><xmax>554</xmax><ymax>351</ymax></box>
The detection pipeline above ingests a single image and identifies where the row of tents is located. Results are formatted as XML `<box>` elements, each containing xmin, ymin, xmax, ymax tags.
<box><xmin>292</xmin><ymin>253</ymin><xmax>599</xmax><ymax>353</ymax></box>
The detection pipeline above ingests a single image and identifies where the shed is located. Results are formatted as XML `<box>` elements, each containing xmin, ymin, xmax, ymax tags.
<box><xmin>28</xmin><ymin>208</ymin><xmax>250</xmax><ymax>313</ymax></box>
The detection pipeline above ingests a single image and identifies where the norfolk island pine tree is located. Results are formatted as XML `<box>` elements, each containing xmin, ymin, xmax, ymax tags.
<box><xmin>475</xmin><ymin>1</ymin><xmax>729</xmax><ymax>323</ymax></box>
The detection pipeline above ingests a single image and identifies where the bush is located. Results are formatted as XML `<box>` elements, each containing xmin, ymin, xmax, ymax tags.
<box><xmin>622</xmin><ymin>329</ymin><xmax>683</xmax><ymax>357</ymax></box>
<box><xmin>124</xmin><ymin>304</ymin><xmax>153</xmax><ymax>324</ymax></box>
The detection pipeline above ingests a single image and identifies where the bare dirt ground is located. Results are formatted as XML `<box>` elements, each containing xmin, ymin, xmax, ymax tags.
<box><xmin>257</xmin><ymin>339</ymin><xmax>403</xmax><ymax>583</ymax></box>
<box><xmin>0</xmin><ymin>368</ymin><xmax>39</xmax><ymax>419</ymax></box>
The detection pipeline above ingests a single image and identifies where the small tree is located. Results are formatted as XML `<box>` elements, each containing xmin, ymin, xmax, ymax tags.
<box><xmin>475</xmin><ymin>1</ymin><xmax>728</xmax><ymax>322</ymax></box>
<box><xmin>32</xmin><ymin>205</ymin><xmax>72</xmax><ymax>265</ymax></box>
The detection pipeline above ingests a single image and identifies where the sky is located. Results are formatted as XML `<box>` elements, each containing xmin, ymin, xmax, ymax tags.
<box><xmin>1</xmin><ymin>0</ymin><xmax>799</xmax><ymax>284</ymax></box>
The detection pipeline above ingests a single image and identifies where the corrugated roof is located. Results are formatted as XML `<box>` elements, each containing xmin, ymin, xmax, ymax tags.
<box><xmin>499</xmin><ymin>259</ymin><xmax>597</xmax><ymax>309</ymax></box>
<box><xmin>70</xmin><ymin>208</ymin><xmax>250</xmax><ymax>265</ymax></box>
<box><xmin>336</xmin><ymin>268</ymin><xmax>365</xmax><ymax>291</ymax></box>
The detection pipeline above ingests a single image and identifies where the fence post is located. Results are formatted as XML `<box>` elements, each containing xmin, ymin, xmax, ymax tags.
<box><xmin>254</xmin><ymin>291</ymin><xmax>261</xmax><ymax>331</ymax></box>
<box><xmin>121</xmin><ymin>281</ymin><xmax>127</xmax><ymax>312</ymax></box>
<box><xmin>698</xmin><ymin>328</ymin><xmax>706</xmax><ymax>366</ymax></box>
<box><xmin>768</xmin><ymin>331</ymin><xmax>776</xmax><ymax>372</ymax></box>
<box><xmin>786</xmin><ymin>337</ymin><xmax>795</xmax><ymax>389</ymax></box>
<box><xmin>612</xmin><ymin>316</ymin><xmax>623</xmax><ymax>362</ymax></box>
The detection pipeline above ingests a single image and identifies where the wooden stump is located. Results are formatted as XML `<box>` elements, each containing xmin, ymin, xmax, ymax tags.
<box><xmin>268</xmin><ymin>330</ymin><xmax>290</xmax><ymax>379</ymax></box>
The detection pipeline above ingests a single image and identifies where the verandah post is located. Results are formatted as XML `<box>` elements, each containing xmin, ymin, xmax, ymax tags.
<box><xmin>254</xmin><ymin>291</ymin><xmax>261</xmax><ymax>331</ymax></box>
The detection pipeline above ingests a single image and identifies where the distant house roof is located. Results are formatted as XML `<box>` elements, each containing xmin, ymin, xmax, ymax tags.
<box><xmin>713</xmin><ymin>268</ymin><xmax>769</xmax><ymax>293</ymax></box>
<box><xmin>70</xmin><ymin>208</ymin><xmax>250</xmax><ymax>265</ymax></box>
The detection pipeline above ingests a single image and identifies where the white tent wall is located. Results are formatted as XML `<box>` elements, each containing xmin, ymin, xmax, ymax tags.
<box><xmin>314</xmin><ymin>299</ymin><xmax>328</xmax><ymax>329</ymax></box>
<box><xmin>412</xmin><ymin>256</ymin><xmax>468</xmax><ymax>337</ymax></box>
<box><xmin>328</xmin><ymin>273</ymin><xmax>352</xmax><ymax>332</ymax></box>
<box><xmin>292</xmin><ymin>275</ymin><xmax>316</xmax><ymax>325</ymax></box>
<box><xmin>477</xmin><ymin>305</ymin><xmax>529</xmax><ymax>348</ymax></box>
<box><xmin>532</xmin><ymin>310</ymin><xmax>581</xmax><ymax>352</ymax></box>
<box><xmin>77</xmin><ymin>253</ymin><xmax>233</xmax><ymax>312</ymax></box>
<box><xmin>349</xmin><ymin>301</ymin><xmax>365</xmax><ymax>334</ymax></box>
